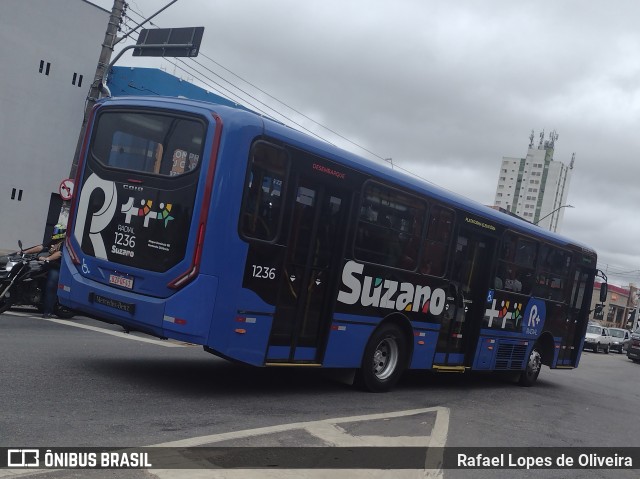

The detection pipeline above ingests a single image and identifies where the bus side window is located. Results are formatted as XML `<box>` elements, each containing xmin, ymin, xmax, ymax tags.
<box><xmin>240</xmin><ymin>143</ymin><xmax>288</xmax><ymax>242</ymax></box>
<box><xmin>496</xmin><ymin>233</ymin><xmax>537</xmax><ymax>295</ymax></box>
<box><xmin>354</xmin><ymin>183</ymin><xmax>424</xmax><ymax>270</ymax></box>
<box><xmin>421</xmin><ymin>206</ymin><xmax>453</xmax><ymax>276</ymax></box>
<box><xmin>534</xmin><ymin>245</ymin><xmax>572</xmax><ymax>302</ymax></box>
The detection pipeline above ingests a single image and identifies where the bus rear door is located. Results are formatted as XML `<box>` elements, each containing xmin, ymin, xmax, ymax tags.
<box><xmin>566</xmin><ymin>260</ymin><xmax>594</xmax><ymax>365</ymax></box>
<box><xmin>434</xmin><ymin>226</ymin><xmax>496</xmax><ymax>368</ymax></box>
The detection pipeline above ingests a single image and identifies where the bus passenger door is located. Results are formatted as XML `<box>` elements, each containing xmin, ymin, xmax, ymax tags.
<box><xmin>567</xmin><ymin>266</ymin><xmax>592</xmax><ymax>365</ymax></box>
<box><xmin>434</xmin><ymin>228</ymin><xmax>495</xmax><ymax>367</ymax></box>
<box><xmin>267</xmin><ymin>177</ymin><xmax>349</xmax><ymax>363</ymax></box>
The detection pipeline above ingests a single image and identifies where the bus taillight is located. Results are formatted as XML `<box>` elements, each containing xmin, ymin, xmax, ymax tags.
<box><xmin>168</xmin><ymin>223</ymin><xmax>205</xmax><ymax>289</ymax></box>
<box><xmin>65</xmin><ymin>236</ymin><xmax>80</xmax><ymax>265</ymax></box>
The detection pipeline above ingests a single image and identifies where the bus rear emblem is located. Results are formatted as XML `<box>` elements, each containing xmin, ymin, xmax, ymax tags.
<box><xmin>121</xmin><ymin>197</ymin><xmax>175</xmax><ymax>228</ymax></box>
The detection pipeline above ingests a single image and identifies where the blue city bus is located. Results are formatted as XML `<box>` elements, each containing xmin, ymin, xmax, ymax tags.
<box><xmin>59</xmin><ymin>95</ymin><xmax>603</xmax><ymax>392</ymax></box>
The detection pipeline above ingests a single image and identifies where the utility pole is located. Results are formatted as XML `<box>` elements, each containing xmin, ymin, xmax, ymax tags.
<box><xmin>68</xmin><ymin>0</ymin><xmax>125</xmax><ymax>180</ymax></box>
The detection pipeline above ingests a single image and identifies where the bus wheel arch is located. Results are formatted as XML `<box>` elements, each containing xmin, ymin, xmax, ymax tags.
<box><xmin>536</xmin><ymin>331</ymin><xmax>555</xmax><ymax>367</ymax></box>
<box><xmin>355</xmin><ymin>314</ymin><xmax>412</xmax><ymax>393</ymax></box>
<box><xmin>519</xmin><ymin>332</ymin><xmax>553</xmax><ymax>387</ymax></box>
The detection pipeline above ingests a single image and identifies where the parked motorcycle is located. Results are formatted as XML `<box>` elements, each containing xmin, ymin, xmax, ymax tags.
<box><xmin>0</xmin><ymin>241</ymin><xmax>74</xmax><ymax>318</ymax></box>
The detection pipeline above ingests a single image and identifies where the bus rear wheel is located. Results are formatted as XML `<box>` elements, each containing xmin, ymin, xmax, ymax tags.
<box><xmin>519</xmin><ymin>346</ymin><xmax>541</xmax><ymax>387</ymax></box>
<box><xmin>54</xmin><ymin>302</ymin><xmax>75</xmax><ymax>319</ymax></box>
<box><xmin>356</xmin><ymin>323</ymin><xmax>407</xmax><ymax>393</ymax></box>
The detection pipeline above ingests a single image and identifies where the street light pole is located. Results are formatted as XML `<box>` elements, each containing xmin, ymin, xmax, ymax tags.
<box><xmin>534</xmin><ymin>204</ymin><xmax>574</xmax><ymax>226</ymax></box>
<box><xmin>68</xmin><ymin>0</ymin><xmax>126</xmax><ymax>181</ymax></box>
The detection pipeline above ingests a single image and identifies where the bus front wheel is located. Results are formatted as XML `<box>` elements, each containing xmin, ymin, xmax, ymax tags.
<box><xmin>356</xmin><ymin>323</ymin><xmax>407</xmax><ymax>393</ymax></box>
<box><xmin>518</xmin><ymin>346</ymin><xmax>542</xmax><ymax>387</ymax></box>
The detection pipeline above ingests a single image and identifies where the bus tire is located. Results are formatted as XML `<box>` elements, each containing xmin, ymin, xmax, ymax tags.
<box><xmin>356</xmin><ymin>323</ymin><xmax>407</xmax><ymax>393</ymax></box>
<box><xmin>518</xmin><ymin>346</ymin><xmax>542</xmax><ymax>387</ymax></box>
<box><xmin>54</xmin><ymin>302</ymin><xmax>75</xmax><ymax>319</ymax></box>
<box><xmin>0</xmin><ymin>293</ymin><xmax>13</xmax><ymax>314</ymax></box>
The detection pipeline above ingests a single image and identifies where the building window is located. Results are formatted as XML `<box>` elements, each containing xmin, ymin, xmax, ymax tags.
<box><xmin>39</xmin><ymin>60</ymin><xmax>51</xmax><ymax>76</ymax></box>
<box><xmin>72</xmin><ymin>73</ymin><xmax>84</xmax><ymax>87</ymax></box>
<box><xmin>10</xmin><ymin>188</ymin><xmax>24</xmax><ymax>201</ymax></box>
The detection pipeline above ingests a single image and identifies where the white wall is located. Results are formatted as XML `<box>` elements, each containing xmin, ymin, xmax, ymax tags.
<box><xmin>0</xmin><ymin>0</ymin><xmax>108</xmax><ymax>248</ymax></box>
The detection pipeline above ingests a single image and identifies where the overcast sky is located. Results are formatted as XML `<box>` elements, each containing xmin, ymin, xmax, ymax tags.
<box><xmin>92</xmin><ymin>0</ymin><xmax>640</xmax><ymax>287</ymax></box>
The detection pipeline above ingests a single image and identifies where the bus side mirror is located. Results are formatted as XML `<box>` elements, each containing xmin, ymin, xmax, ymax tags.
<box><xmin>596</xmin><ymin>269</ymin><xmax>608</xmax><ymax>303</ymax></box>
<box><xmin>599</xmin><ymin>283</ymin><xmax>608</xmax><ymax>303</ymax></box>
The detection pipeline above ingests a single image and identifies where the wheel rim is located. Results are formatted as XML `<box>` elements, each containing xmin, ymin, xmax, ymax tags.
<box><xmin>526</xmin><ymin>349</ymin><xmax>541</xmax><ymax>378</ymax></box>
<box><xmin>372</xmin><ymin>336</ymin><xmax>399</xmax><ymax>380</ymax></box>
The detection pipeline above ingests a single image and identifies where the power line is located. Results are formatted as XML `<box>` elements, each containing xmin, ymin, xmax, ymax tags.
<box><xmin>123</xmin><ymin>9</ymin><xmax>334</xmax><ymax>144</ymax></box>
<box><xmin>122</xmin><ymin>7</ymin><xmax>391</xmax><ymax>159</ymax></box>
<box><xmin>195</xmin><ymin>51</ymin><xmax>387</xmax><ymax>161</ymax></box>
<box><xmin>119</xmin><ymin>9</ymin><xmax>459</xmax><ymax>197</ymax></box>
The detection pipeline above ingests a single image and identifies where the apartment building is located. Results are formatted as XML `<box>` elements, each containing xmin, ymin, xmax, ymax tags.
<box><xmin>494</xmin><ymin>130</ymin><xmax>573</xmax><ymax>232</ymax></box>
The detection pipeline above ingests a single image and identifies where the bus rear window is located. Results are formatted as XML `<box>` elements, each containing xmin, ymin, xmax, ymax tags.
<box><xmin>91</xmin><ymin>111</ymin><xmax>204</xmax><ymax>176</ymax></box>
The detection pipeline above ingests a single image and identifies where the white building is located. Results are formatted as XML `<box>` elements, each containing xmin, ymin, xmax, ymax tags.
<box><xmin>493</xmin><ymin>130</ymin><xmax>573</xmax><ymax>232</ymax></box>
<box><xmin>0</xmin><ymin>0</ymin><xmax>108</xmax><ymax>249</ymax></box>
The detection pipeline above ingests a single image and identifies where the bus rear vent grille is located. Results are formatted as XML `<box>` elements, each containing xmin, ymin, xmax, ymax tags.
<box><xmin>495</xmin><ymin>343</ymin><xmax>528</xmax><ymax>370</ymax></box>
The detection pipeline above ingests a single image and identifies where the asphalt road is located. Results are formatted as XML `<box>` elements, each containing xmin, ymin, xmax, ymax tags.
<box><xmin>1</xmin><ymin>309</ymin><xmax>638</xmax><ymax>478</ymax></box>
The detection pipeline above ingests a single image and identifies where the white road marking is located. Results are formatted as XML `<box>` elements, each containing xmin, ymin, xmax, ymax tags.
<box><xmin>0</xmin><ymin>408</ymin><xmax>449</xmax><ymax>478</ymax></box>
<box><xmin>148</xmin><ymin>407</ymin><xmax>450</xmax><ymax>479</ymax></box>
<box><xmin>154</xmin><ymin>407</ymin><xmax>449</xmax><ymax>448</ymax></box>
<box><xmin>2</xmin><ymin>311</ymin><xmax>34</xmax><ymax>317</ymax></box>
<box><xmin>40</xmin><ymin>316</ymin><xmax>188</xmax><ymax>347</ymax></box>
<box><xmin>3</xmin><ymin>310</ymin><xmax>191</xmax><ymax>348</ymax></box>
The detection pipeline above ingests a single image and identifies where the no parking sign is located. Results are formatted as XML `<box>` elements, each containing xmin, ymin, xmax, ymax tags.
<box><xmin>59</xmin><ymin>179</ymin><xmax>74</xmax><ymax>201</ymax></box>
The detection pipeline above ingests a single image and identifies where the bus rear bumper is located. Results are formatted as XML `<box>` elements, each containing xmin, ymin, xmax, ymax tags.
<box><xmin>58</xmin><ymin>253</ymin><xmax>217</xmax><ymax>344</ymax></box>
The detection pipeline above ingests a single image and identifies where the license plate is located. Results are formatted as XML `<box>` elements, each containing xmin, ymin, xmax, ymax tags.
<box><xmin>109</xmin><ymin>273</ymin><xmax>134</xmax><ymax>289</ymax></box>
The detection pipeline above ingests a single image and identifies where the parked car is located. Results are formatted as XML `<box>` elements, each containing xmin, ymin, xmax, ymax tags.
<box><xmin>627</xmin><ymin>329</ymin><xmax>640</xmax><ymax>363</ymax></box>
<box><xmin>583</xmin><ymin>324</ymin><xmax>612</xmax><ymax>354</ymax></box>
<box><xmin>608</xmin><ymin>328</ymin><xmax>631</xmax><ymax>354</ymax></box>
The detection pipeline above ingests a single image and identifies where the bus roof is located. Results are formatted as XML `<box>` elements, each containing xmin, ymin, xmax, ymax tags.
<box><xmin>97</xmin><ymin>95</ymin><xmax>595</xmax><ymax>255</ymax></box>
